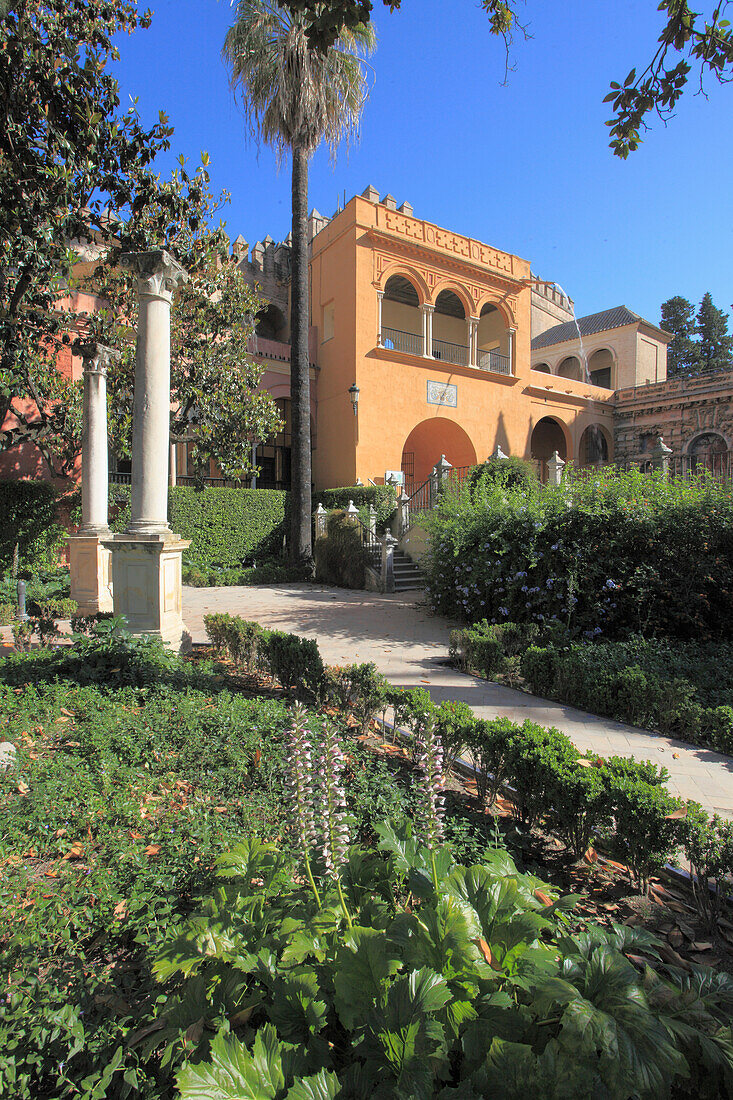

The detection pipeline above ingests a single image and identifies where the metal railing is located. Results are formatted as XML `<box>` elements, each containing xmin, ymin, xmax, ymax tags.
<box><xmin>110</xmin><ymin>471</ymin><xmax>132</xmax><ymax>485</ymax></box>
<box><xmin>380</xmin><ymin>327</ymin><xmax>423</xmax><ymax>356</ymax></box>
<box><xmin>353</xmin><ymin>514</ymin><xmax>382</xmax><ymax>570</ymax></box>
<box><xmin>669</xmin><ymin>450</ymin><xmax>733</xmax><ymax>481</ymax></box>
<box><xmin>431</xmin><ymin>337</ymin><xmax>468</xmax><ymax>366</ymax></box>
<box><xmin>476</xmin><ymin>349</ymin><xmax>511</xmax><ymax>375</ymax></box>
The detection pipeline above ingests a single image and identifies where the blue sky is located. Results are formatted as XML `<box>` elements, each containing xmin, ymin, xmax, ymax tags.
<box><xmin>112</xmin><ymin>0</ymin><xmax>732</xmax><ymax>325</ymax></box>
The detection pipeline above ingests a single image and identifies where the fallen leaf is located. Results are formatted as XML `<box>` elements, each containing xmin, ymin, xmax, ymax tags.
<box><xmin>128</xmin><ymin>830</ymin><xmax>143</xmax><ymax>840</ymax></box>
<box><xmin>672</xmin><ymin>753</ymin><xmax>680</xmax><ymax>759</ymax></box>
<box><xmin>62</xmin><ymin>842</ymin><xmax>84</xmax><ymax>861</ymax></box>
<box><xmin>583</xmin><ymin>847</ymin><xmax>598</xmax><ymax>865</ymax></box>
<box><xmin>45</xmin><ymin>868</ymin><xmax>59</xmax><ymax>878</ymax></box>
<box><xmin>534</xmin><ymin>890</ymin><xmax>553</xmax><ymax>906</ymax></box>
<box><xmin>113</xmin><ymin>900</ymin><xmax>127</xmax><ymax>920</ymax></box>
<box><xmin>60</xmin><ymin>708</ymin><xmax>74</xmax><ymax>718</ymax></box>
<box><xmin>692</xmin><ymin>941</ymin><xmax>713</xmax><ymax>952</ymax></box>
<box><xmin>144</xmin><ymin>844</ymin><xmax>161</xmax><ymax>857</ymax></box>
<box><xmin>16</xmin><ymin>780</ymin><xmax>29</xmax><ymax>796</ymax></box>
<box><xmin>229</xmin><ymin>1007</ymin><xmax>254</xmax><ymax>1027</ymax></box>
<box><xmin>213</xmin><ymin>806</ymin><xmax>227</xmax><ymax>814</ymax></box>
<box><xmin>665</xmin><ymin>806</ymin><xmax>688</xmax><ymax>820</ymax></box>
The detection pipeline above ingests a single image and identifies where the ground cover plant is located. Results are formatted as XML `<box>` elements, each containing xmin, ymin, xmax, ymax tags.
<box><xmin>423</xmin><ymin>465</ymin><xmax>733</xmax><ymax>641</ymax></box>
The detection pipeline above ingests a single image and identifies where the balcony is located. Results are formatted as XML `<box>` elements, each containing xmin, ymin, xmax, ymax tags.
<box><xmin>381</xmin><ymin>326</ymin><xmax>424</xmax><ymax>356</ymax></box>
<box><xmin>476</xmin><ymin>348</ymin><xmax>511</xmax><ymax>375</ymax></box>
<box><xmin>379</xmin><ymin>327</ymin><xmax>512</xmax><ymax>375</ymax></box>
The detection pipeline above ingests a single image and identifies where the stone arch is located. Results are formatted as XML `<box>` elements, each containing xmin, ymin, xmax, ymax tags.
<box><xmin>381</xmin><ymin>273</ymin><xmax>424</xmax><ymax>352</ymax></box>
<box><xmin>378</xmin><ymin>263</ymin><xmax>429</xmax><ymax>304</ymax></box>
<box><xmin>431</xmin><ymin>280</ymin><xmax>473</xmax><ymax>318</ymax></box>
<box><xmin>475</xmin><ymin>293</ymin><xmax>514</xmax><ymax>328</ymax></box>
<box><xmin>579</xmin><ymin>423</ymin><xmax>611</xmax><ymax>465</ymax></box>
<box><xmin>255</xmin><ymin>302</ymin><xmax>287</xmax><ymax>340</ymax></box>
<box><xmin>685</xmin><ymin>430</ymin><xmax>729</xmax><ymax>455</ymax></box>
<box><xmin>530</xmin><ymin>415</ymin><xmax>571</xmax><ymax>463</ymax></box>
<box><xmin>557</xmin><ymin>355</ymin><xmax>583</xmax><ymax>381</ymax></box>
<box><xmin>533</xmin><ymin>362</ymin><xmax>552</xmax><ymax>374</ymax></box>
<box><xmin>587</xmin><ymin>347</ymin><xmax>615</xmax><ymax>389</ymax></box>
<box><xmin>401</xmin><ymin>417</ymin><xmax>477</xmax><ymax>488</ymax></box>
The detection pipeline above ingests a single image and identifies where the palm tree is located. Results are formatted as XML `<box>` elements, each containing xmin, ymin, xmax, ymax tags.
<box><xmin>223</xmin><ymin>1</ymin><xmax>374</xmax><ymax>568</ymax></box>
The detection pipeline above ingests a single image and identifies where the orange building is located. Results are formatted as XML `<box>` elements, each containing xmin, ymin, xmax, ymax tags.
<box><xmin>234</xmin><ymin>186</ymin><xmax>671</xmax><ymax>493</ymax></box>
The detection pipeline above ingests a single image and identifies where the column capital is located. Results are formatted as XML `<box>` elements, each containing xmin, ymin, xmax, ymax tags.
<box><xmin>420</xmin><ymin>302</ymin><xmax>434</xmax><ymax>313</ymax></box>
<box><xmin>468</xmin><ymin>315</ymin><xmax>480</xmax><ymax>326</ymax></box>
<box><xmin>73</xmin><ymin>341</ymin><xmax>120</xmax><ymax>377</ymax></box>
<box><xmin>376</xmin><ymin>289</ymin><xmax>384</xmax><ymax>299</ymax></box>
<box><xmin>120</xmin><ymin>249</ymin><xmax>188</xmax><ymax>303</ymax></box>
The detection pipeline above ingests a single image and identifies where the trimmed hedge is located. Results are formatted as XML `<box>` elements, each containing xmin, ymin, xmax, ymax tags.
<box><xmin>0</xmin><ymin>480</ymin><xmax>67</xmax><ymax>573</ymax></box>
<box><xmin>315</xmin><ymin>484</ymin><xmax>396</xmax><ymax>530</ymax></box>
<box><xmin>314</xmin><ymin>511</ymin><xmax>369</xmax><ymax>589</ymax></box>
<box><xmin>109</xmin><ymin>484</ymin><xmax>288</xmax><ymax>571</ymax></box>
<box><xmin>520</xmin><ymin>641</ymin><xmax>733</xmax><ymax>755</ymax></box>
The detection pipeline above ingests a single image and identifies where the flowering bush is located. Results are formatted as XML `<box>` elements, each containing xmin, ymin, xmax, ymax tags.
<box><xmin>423</xmin><ymin>466</ymin><xmax>733</xmax><ymax>641</ymax></box>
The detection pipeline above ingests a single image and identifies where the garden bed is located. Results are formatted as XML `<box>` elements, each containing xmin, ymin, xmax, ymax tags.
<box><xmin>3</xmin><ymin>627</ymin><xmax>733</xmax><ymax>1097</ymax></box>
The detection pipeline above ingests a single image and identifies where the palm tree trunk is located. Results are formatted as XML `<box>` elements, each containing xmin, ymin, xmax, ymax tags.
<box><xmin>289</xmin><ymin>141</ymin><xmax>313</xmax><ymax>568</ymax></box>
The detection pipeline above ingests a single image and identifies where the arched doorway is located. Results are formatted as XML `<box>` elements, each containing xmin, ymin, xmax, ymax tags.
<box><xmin>530</xmin><ymin>416</ymin><xmax>568</xmax><ymax>480</ymax></box>
<box><xmin>401</xmin><ymin>418</ymin><xmax>477</xmax><ymax>489</ymax></box>
<box><xmin>579</xmin><ymin>424</ymin><xmax>610</xmax><ymax>465</ymax></box>
<box><xmin>687</xmin><ymin>431</ymin><xmax>729</xmax><ymax>476</ymax></box>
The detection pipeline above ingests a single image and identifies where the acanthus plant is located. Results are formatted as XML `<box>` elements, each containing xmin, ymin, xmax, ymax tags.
<box><xmin>148</xmin><ymin>703</ymin><xmax>733</xmax><ymax>1099</ymax></box>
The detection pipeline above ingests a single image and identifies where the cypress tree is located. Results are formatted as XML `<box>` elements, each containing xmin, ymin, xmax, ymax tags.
<box><xmin>696</xmin><ymin>292</ymin><xmax>733</xmax><ymax>373</ymax></box>
<box><xmin>660</xmin><ymin>296</ymin><xmax>699</xmax><ymax>376</ymax></box>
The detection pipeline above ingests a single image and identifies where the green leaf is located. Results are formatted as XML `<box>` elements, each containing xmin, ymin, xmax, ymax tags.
<box><xmin>285</xmin><ymin>1069</ymin><xmax>340</xmax><ymax>1099</ymax></box>
<box><xmin>333</xmin><ymin>926</ymin><xmax>403</xmax><ymax>1029</ymax></box>
<box><xmin>177</xmin><ymin>1025</ymin><xmax>285</xmax><ymax>1100</ymax></box>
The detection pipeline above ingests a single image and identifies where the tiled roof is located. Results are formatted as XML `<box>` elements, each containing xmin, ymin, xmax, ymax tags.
<box><xmin>531</xmin><ymin>306</ymin><xmax>643</xmax><ymax>350</ymax></box>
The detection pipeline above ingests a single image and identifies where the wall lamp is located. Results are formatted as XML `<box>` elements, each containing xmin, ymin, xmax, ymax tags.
<box><xmin>348</xmin><ymin>383</ymin><xmax>360</xmax><ymax>416</ymax></box>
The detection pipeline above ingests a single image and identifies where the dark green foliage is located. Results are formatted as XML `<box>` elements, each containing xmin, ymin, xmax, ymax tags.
<box><xmin>520</xmin><ymin>638</ymin><xmax>733</xmax><ymax>754</ymax></box>
<box><xmin>204</xmin><ymin>612</ymin><xmax>266</xmax><ymax>671</ymax></box>
<box><xmin>0</xmin><ymin>480</ymin><xmax>66</xmax><ymax>573</ymax></box>
<box><xmin>503</xmin><ymin>721</ymin><xmax>578</xmax><ymax>830</ymax></box>
<box><xmin>605</xmin><ymin>768</ymin><xmax>682</xmax><ymax>891</ymax></box>
<box><xmin>183</xmin><ymin>558</ymin><xmax>303</xmax><ymax>587</ymax></box>
<box><xmin>468</xmin><ymin>454</ymin><xmax>538</xmax><ymax>493</ymax></box>
<box><xmin>463</xmin><ymin>716</ymin><xmax>516</xmax><ymax>809</ymax></box>
<box><xmin>661</xmin><ymin>295</ymin><xmax>700</xmax><ymax>376</ymax></box>
<box><xmin>110</xmin><ymin>484</ymin><xmax>288</xmax><ymax>572</ymax></box>
<box><xmin>696</xmin><ymin>291</ymin><xmax>733</xmax><ymax>373</ymax></box>
<box><xmin>266</xmin><ymin>630</ymin><xmax>324</xmax><ymax>698</ymax></box>
<box><xmin>684</xmin><ymin>806</ymin><xmax>733</xmax><ymax>929</ymax></box>
<box><xmin>314</xmin><ymin>510</ymin><xmax>368</xmax><ymax>589</ymax></box>
<box><xmin>432</xmin><ymin>699</ymin><xmax>475</xmax><ymax>771</ymax></box>
<box><xmin>315</xmin><ymin>484</ymin><xmax>397</xmax><ymax>531</ymax></box>
<box><xmin>323</xmin><ymin>662</ymin><xmax>390</xmax><ymax>733</ymax></box>
<box><xmin>156</xmin><ymin>826</ymin><xmax>733</xmax><ymax>1100</ymax></box>
<box><xmin>451</xmin><ymin>619</ymin><xmax>539</xmax><ymax>678</ymax></box>
<box><xmin>424</xmin><ymin>467</ymin><xmax>733</xmax><ymax>642</ymax></box>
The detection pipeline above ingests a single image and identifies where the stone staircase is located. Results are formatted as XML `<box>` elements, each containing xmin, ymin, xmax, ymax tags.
<box><xmin>392</xmin><ymin>549</ymin><xmax>424</xmax><ymax>592</ymax></box>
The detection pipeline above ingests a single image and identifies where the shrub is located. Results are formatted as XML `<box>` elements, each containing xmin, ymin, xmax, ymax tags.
<box><xmin>0</xmin><ymin>601</ymin><xmax>15</xmax><ymax>626</ymax></box>
<box><xmin>684</xmin><ymin>806</ymin><xmax>733</xmax><ymax>929</ymax></box>
<box><xmin>467</xmin><ymin>454</ymin><xmax>538</xmax><ymax>493</ymax></box>
<box><xmin>520</xmin><ymin>640</ymin><xmax>733</xmax><ymax>755</ymax></box>
<box><xmin>452</xmin><ymin>619</ymin><xmax>539</xmax><ymax>679</ymax></box>
<box><xmin>463</xmin><ymin>716</ymin><xmax>516</xmax><ymax>808</ymax></box>
<box><xmin>432</xmin><ymin>699</ymin><xmax>475</xmax><ymax>772</ymax></box>
<box><xmin>324</xmin><ymin>662</ymin><xmax>390</xmax><ymax>734</ymax></box>
<box><xmin>423</xmin><ymin>465</ymin><xmax>733</xmax><ymax>641</ymax></box>
<box><xmin>605</xmin><ymin>768</ymin><xmax>683</xmax><ymax>892</ymax></box>
<box><xmin>504</xmin><ymin>721</ymin><xmax>579</xmax><ymax>830</ymax></box>
<box><xmin>548</xmin><ymin>760</ymin><xmax>611</xmax><ymax>859</ymax></box>
<box><xmin>0</xmin><ymin>480</ymin><xmax>67</xmax><ymax>574</ymax></box>
<box><xmin>388</xmin><ymin>686</ymin><xmax>435</xmax><ymax>755</ymax></box>
<box><xmin>28</xmin><ymin>596</ymin><xmax>78</xmax><ymax>645</ymax></box>
<box><xmin>314</xmin><ymin>511</ymin><xmax>368</xmax><ymax>589</ymax></box>
<box><xmin>315</xmin><ymin>484</ymin><xmax>397</xmax><ymax>531</ymax></box>
<box><xmin>110</xmin><ymin>484</ymin><xmax>288</xmax><ymax>572</ymax></box>
<box><xmin>266</xmin><ymin>630</ymin><xmax>324</xmax><ymax>699</ymax></box>
<box><xmin>204</xmin><ymin>612</ymin><xmax>265</xmax><ymax>672</ymax></box>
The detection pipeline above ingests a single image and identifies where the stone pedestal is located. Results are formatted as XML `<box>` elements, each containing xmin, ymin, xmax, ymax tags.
<box><xmin>69</xmin><ymin>535</ymin><xmax>113</xmax><ymax>615</ymax></box>
<box><xmin>104</xmin><ymin>533</ymin><xmax>191</xmax><ymax>651</ymax></box>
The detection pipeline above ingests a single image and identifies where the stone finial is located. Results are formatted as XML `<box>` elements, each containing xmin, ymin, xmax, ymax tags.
<box><xmin>355</xmin><ymin>477</ymin><xmax>363</xmax><ymax>485</ymax></box>
<box><xmin>652</xmin><ymin>435</ymin><xmax>672</xmax><ymax>458</ymax></box>
<box><xmin>345</xmin><ymin>500</ymin><xmax>359</xmax><ymax>520</ymax></box>
<box><xmin>489</xmin><ymin>445</ymin><xmax>508</xmax><ymax>461</ymax></box>
<box><xmin>398</xmin><ymin>200</ymin><xmax>414</xmax><ymax>217</ymax></box>
<box><xmin>434</xmin><ymin>454</ymin><xmax>452</xmax><ymax>474</ymax></box>
<box><xmin>232</xmin><ymin>233</ymin><xmax>247</xmax><ymax>259</ymax></box>
<box><xmin>362</xmin><ymin>184</ymin><xmax>380</xmax><ymax>202</ymax></box>
<box><xmin>547</xmin><ymin>450</ymin><xmax>566</xmax><ymax>487</ymax></box>
<box><xmin>251</xmin><ymin>241</ymin><xmax>265</xmax><ymax>269</ymax></box>
<box><xmin>73</xmin><ymin>341</ymin><xmax>120</xmax><ymax>377</ymax></box>
<box><xmin>381</xmin><ymin>193</ymin><xmax>397</xmax><ymax>210</ymax></box>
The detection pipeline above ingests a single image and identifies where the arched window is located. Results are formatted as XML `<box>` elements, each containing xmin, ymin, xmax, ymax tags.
<box><xmin>381</xmin><ymin>274</ymin><xmax>422</xmax><ymax>355</ymax></box>
<box><xmin>533</xmin><ymin>362</ymin><xmax>551</xmax><ymax>374</ymax></box>
<box><xmin>433</xmin><ymin>289</ymin><xmax>467</xmax><ymax>365</ymax></box>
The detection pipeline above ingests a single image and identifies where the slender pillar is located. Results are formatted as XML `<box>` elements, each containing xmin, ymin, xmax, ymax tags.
<box><xmin>169</xmin><ymin>441</ymin><xmax>177</xmax><ymax>487</ymax></box>
<box><xmin>507</xmin><ymin>327</ymin><xmax>516</xmax><ymax>375</ymax></box>
<box><xmin>468</xmin><ymin>317</ymin><xmax>479</xmax><ymax>367</ymax></box>
<box><xmin>421</xmin><ymin>304</ymin><xmax>434</xmax><ymax>358</ymax></box>
<box><xmin>376</xmin><ymin>290</ymin><xmax>384</xmax><ymax>346</ymax></box>
<box><xmin>103</xmin><ymin>250</ymin><xmax>191</xmax><ymax>652</ymax></box>
<box><xmin>122</xmin><ymin>250</ymin><xmax>187</xmax><ymax>535</ymax></box>
<box><xmin>69</xmin><ymin>342</ymin><xmax>119</xmax><ymax>614</ymax></box>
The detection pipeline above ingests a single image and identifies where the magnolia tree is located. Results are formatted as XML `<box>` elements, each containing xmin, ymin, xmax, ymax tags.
<box><xmin>0</xmin><ymin>0</ymin><xmax>281</xmax><ymax>479</ymax></box>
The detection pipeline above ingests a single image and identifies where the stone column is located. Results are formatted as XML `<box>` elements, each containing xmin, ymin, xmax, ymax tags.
<box><xmin>397</xmin><ymin>486</ymin><xmax>410</xmax><ymax>536</ymax></box>
<box><xmin>547</xmin><ymin>450</ymin><xmax>566</xmax><ymax>487</ymax></box>
<box><xmin>367</xmin><ymin>503</ymin><xmax>377</xmax><ymax>538</ymax></box>
<box><xmin>421</xmin><ymin>304</ymin><xmax>434</xmax><ymax>358</ymax></box>
<box><xmin>314</xmin><ymin>503</ymin><xmax>327</xmax><ymax>538</ymax></box>
<box><xmin>468</xmin><ymin>317</ymin><xmax>479</xmax><ymax>367</ymax></box>
<box><xmin>69</xmin><ymin>342</ymin><xmax>118</xmax><ymax>615</ymax></box>
<box><xmin>104</xmin><ymin>250</ymin><xmax>191</xmax><ymax>652</ymax></box>
<box><xmin>376</xmin><ymin>290</ymin><xmax>384</xmax><ymax>346</ymax></box>
<box><xmin>123</xmin><ymin>250</ymin><xmax>187</xmax><ymax>534</ymax></box>
<box><xmin>169</xmin><ymin>441</ymin><xmax>177</xmax><ymax>487</ymax></box>
<box><xmin>507</xmin><ymin>327</ymin><xmax>516</xmax><ymax>374</ymax></box>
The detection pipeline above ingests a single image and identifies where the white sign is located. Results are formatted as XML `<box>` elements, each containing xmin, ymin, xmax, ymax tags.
<box><xmin>384</xmin><ymin>470</ymin><xmax>404</xmax><ymax>485</ymax></box>
<box><xmin>427</xmin><ymin>380</ymin><xmax>457</xmax><ymax>407</ymax></box>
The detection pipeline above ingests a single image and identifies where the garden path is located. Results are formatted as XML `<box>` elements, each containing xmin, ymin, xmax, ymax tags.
<box><xmin>184</xmin><ymin>583</ymin><xmax>733</xmax><ymax>821</ymax></box>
